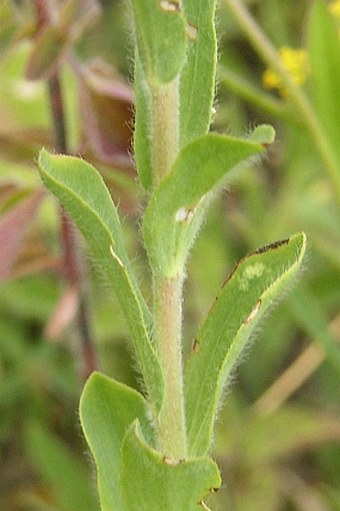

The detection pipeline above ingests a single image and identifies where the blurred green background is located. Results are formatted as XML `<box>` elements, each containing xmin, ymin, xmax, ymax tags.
<box><xmin>1</xmin><ymin>0</ymin><xmax>340</xmax><ymax>510</ymax></box>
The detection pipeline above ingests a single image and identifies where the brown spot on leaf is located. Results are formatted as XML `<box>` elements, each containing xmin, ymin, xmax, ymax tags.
<box><xmin>254</xmin><ymin>238</ymin><xmax>289</xmax><ymax>254</ymax></box>
<box><xmin>192</xmin><ymin>339</ymin><xmax>200</xmax><ymax>353</ymax></box>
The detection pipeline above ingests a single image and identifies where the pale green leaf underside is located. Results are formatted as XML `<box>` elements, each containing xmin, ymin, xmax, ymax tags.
<box><xmin>38</xmin><ymin>150</ymin><xmax>164</xmax><ymax>411</ymax></box>
<box><xmin>130</xmin><ymin>0</ymin><xmax>187</xmax><ymax>85</ymax></box>
<box><xmin>120</xmin><ymin>421</ymin><xmax>221</xmax><ymax>511</ymax></box>
<box><xmin>180</xmin><ymin>0</ymin><xmax>217</xmax><ymax>146</ymax></box>
<box><xmin>79</xmin><ymin>372</ymin><xmax>154</xmax><ymax>511</ymax></box>
<box><xmin>185</xmin><ymin>233</ymin><xmax>306</xmax><ymax>456</ymax></box>
<box><xmin>142</xmin><ymin>131</ymin><xmax>269</xmax><ymax>277</ymax></box>
<box><xmin>308</xmin><ymin>0</ymin><xmax>340</xmax><ymax>166</ymax></box>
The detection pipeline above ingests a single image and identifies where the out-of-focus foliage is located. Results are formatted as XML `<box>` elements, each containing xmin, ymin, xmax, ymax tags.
<box><xmin>0</xmin><ymin>1</ymin><xmax>340</xmax><ymax>510</ymax></box>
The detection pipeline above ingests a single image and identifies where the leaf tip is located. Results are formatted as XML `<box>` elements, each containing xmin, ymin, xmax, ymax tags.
<box><xmin>290</xmin><ymin>231</ymin><xmax>307</xmax><ymax>261</ymax></box>
<box><xmin>38</xmin><ymin>148</ymin><xmax>60</xmax><ymax>176</ymax></box>
<box><xmin>250</xmin><ymin>124</ymin><xmax>276</xmax><ymax>146</ymax></box>
<box><xmin>38</xmin><ymin>147</ymin><xmax>49</xmax><ymax>164</ymax></box>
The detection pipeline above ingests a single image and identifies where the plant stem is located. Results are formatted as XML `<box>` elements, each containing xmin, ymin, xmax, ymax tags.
<box><xmin>48</xmin><ymin>76</ymin><xmax>67</xmax><ymax>153</ymax></box>
<box><xmin>150</xmin><ymin>77</ymin><xmax>187</xmax><ymax>459</ymax></box>
<box><xmin>151</xmin><ymin>77</ymin><xmax>180</xmax><ymax>186</ymax></box>
<box><xmin>154</xmin><ymin>273</ymin><xmax>186</xmax><ymax>458</ymax></box>
<box><xmin>219</xmin><ymin>68</ymin><xmax>298</xmax><ymax>123</ymax></box>
<box><xmin>34</xmin><ymin>0</ymin><xmax>96</xmax><ymax>380</ymax></box>
<box><xmin>224</xmin><ymin>0</ymin><xmax>340</xmax><ymax>211</ymax></box>
<box><xmin>47</xmin><ymin>73</ymin><xmax>97</xmax><ymax>381</ymax></box>
<box><xmin>48</xmin><ymin>72</ymin><xmax>97</xmax><ymax>379</ymax></box>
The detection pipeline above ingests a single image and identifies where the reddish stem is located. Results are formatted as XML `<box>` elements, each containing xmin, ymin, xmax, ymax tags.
<box><xmin>34</xmin><ymin>0</ymin><xmax>98</xmax><ymax>379</ymax></box>
<box><xmin>49</xmin><ymin>73</ymin><xmax>97</xmax><ymax>379</ymax></box>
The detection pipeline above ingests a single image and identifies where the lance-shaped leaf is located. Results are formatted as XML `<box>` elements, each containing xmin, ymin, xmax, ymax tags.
<box><xmin>308</xmin><ymin>0</ymin><xmax>340</xmax><ymax>166</ymax></box>
<box><xmin>180</xmin><ymin>0</ymin><xmax>217</xmax><ymax>146</ymax></box>
<box><xmin>142</xmin><ymin>127</ymin><xmax>274</xmax><ymax>277</ymax></box>
<box><xmin>120</xmin><ymin>420</ymin><xmax>221</xmax><ymax>511</ymax></box>
<box><xmin>80</xmin><ymin>372</ymin><xmax>154</xmax><ymax>511</ymax></box>
<box><xmin>185</xmin><ymin>233</ymin><xmax>306</xmax><ymax>456</ymax></box>
<box><xmin>38</xmin><ymin>150</ymin><xmax>164</xmax><ymax>411</ymax></box>
<box><xmin>130</xmin><ymin>0</ymin><xmax>187</xmax><ymax>85</ymax></box>
<box><xmin>134</xmin><ymin>51</ymin><xmax>153</xmax><ymax>191</ymax></box>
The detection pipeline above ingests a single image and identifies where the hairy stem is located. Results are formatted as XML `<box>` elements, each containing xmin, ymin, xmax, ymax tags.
<box><xmin>150</xmin><ymin>77</ymin><xmax>187</xmax><ymax>458</ymax></box>
<box><xmin>154</xmin><ymin>273</ymin><xmax>186</xmax><ymax>458</ymax></box>
<box><xmin>151</xmin><ymin>77</ymin><xmax>180</xmax><ymax>186</ymax></box>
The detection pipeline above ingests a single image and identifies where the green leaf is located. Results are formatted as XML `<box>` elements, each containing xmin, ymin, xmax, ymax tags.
<box><xmin>180</xmin><ymin>0</ymin><xmax>217</xmax><ymax>145</ymax></box>
<box><xmin>308</xmin><ymin>0</ymin><xmax>340</xmax><ymax>166</ymax></box>
<box><xmin>25</xmin><ymin>421</ymin><xmax>98</xmax><ymax>511</ymax></box>
<box><xmin>130</xmin><ymin>0</ymin><xmax>187</xmax><ymax>85</ymax></box>
<box><xmin>79</xmin><ymin>372</ymin><xmax>154</xmax><ymax>511</ymax></box>
<box><xmin>185</xmin><ymin>233</ymin><xmax>306</xmax><ymax>456</ymax></box>
<box><xmin>142</xmin><ymin>130</ymin><xmax>272</xmax><ymax>277</ymax></box>
<box><xmin>37</xmin><ymin>150</ymin><xmax>164</xmax><ymax>411</ymax></box>
<box><xmin>120</xmin><ymin>421</ymin><xmax>221</xmax><ymax>511</ymax></box>
<box><xmin>134</xmin><ymin>51</ymin><xmax>153</xmax><ymax>191</ymax></box>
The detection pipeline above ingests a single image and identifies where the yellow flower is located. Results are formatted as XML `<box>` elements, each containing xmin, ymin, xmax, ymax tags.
<box><xmin>329</xmin><ymin>0</ymin><xmax>340</xmax><ymax>18</ymax></box>
<box><xmin>262</xmin><ymin>46</ymin><xmax>308</xmax><ymax>98</ymax></box>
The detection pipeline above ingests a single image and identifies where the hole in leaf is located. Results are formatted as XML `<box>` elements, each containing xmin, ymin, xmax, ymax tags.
<box><xmin>160</xmin><ymin>0</ymin><xmax>180</xmax><ymax>12</ymax></box>
<box><xmin>187</xmin><ymin>23</ymin><xmax>198</xmax><ymax>40</ymax></box>
<box><xmin>163</xmin><ymin>455</ymin><xmax>183</xmax><ymax>465</ymax></box>
<box><xmin>175</xmin><ymin>206</ymin><xmax>194</xmax><ymax>223</ymax></box>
